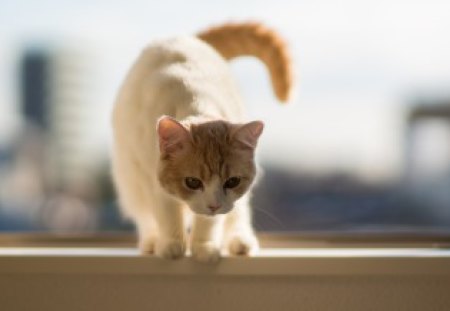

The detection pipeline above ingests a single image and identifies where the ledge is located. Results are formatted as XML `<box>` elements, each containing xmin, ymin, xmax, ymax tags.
<box><xmin>2</xmin><ymin>243</ymin><xmax>450</xmax><ymax>310</ymax></box>
<box><xmin>1</xmin><ymin>247</ymin><xmax>450</xmax><ymax>276</ymax></box>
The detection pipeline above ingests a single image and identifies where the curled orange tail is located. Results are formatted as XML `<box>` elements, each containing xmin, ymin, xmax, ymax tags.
<box><xmin>198</xmin><ymin>22</ymin><xmax>294</xmax><ymax>103</ymax></box>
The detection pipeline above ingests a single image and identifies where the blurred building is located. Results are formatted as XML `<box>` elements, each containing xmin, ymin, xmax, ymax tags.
<box><xmin>404</xmin><ymin>100</ymin><xmax>450</xmax><ymax>184</ymax></box>
<box><xmin>22</xmin><ymin>47</ymin><xmax>106</xmax><ymax>188</ymax></box>
<box><xmin>0</xmin><ymin>45</ymin><xmax>117</xmax><ymax>232</ymax></box>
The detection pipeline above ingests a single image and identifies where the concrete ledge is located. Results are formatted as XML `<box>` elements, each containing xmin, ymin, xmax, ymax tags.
<box><xmin>1</xmin><ymin>247</ymin><xmax>450</xmax><ymax>276</ymax></box>
<box><xmin>1</xmin><ymin>247</ymin><xmax>450</xmax><ymax>310</ymax></box>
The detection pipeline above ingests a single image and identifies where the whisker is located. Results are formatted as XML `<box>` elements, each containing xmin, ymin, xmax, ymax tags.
<box><xmin>252</xmin><ymin>206</ymin><xmax>284</xmax><ymax>228</ymax></box>
<box><xmin>252</xmin><ymin>219</ymin><xmax>263</xmax><ymax>232</ymax></box>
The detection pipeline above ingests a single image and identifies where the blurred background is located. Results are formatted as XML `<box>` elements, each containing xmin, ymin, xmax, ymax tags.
<box><xmin>0</xmin><ymin>0</ymin><xmax>449</xmax><ymax>235</ymax></box>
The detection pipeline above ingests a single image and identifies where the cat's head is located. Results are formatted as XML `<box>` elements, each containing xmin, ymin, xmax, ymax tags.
<box><xmin>156</xmin><ymin>116</ymin><xmax>263</xmax><ymax>216</ymax></box>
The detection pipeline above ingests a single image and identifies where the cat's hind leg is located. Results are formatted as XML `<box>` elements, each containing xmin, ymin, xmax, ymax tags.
<box><xmin>136</xmin><ymin>213</ymin><xmax>158</xmax><ymax>255</ymax></box>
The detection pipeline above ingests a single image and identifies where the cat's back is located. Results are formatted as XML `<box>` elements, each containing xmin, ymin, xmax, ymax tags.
<box><xmin>114</xmin><ymin>35</ymin><xmax>242</xmax><ymax>127</ymax></box>
<box><xmin>115</xmin><ymin>36</ymin><xmax>231</xmax><ymax>110</ymax></box>
<box><xmin>135</xmin><ymin>36</ymin><xmax>230</xmax><ymax>90</ymax></box>
<box><xmin>142</xmin><ymin>36</ymin><xmax>223</xmax><ymax>67</ymax></box>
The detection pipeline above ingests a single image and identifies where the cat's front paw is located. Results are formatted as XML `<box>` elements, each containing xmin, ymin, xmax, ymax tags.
<box><xmin>155</xmin><ymin>238</ymin><xmax>186</xmax><ymax>259</ymax></box>
<box><xmin>228</xmin><ymin>234</ymin><xmax>259</xmax><ymax>256</ymax></box>
<box><xmin>138</xmin><ymin>236</ymin><xmax>157</xmax><ymax>255</ymax></box>
<box><xmin>191</xmin><ymin>242</ymin><xmax>221</xmax><ymax>263</ymax></box>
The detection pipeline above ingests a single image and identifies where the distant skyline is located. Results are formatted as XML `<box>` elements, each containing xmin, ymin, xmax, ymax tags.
<box><xmin>1</xmin><ymin>0</ymin><xmax>450</xmax><ymax>181</ymax></box>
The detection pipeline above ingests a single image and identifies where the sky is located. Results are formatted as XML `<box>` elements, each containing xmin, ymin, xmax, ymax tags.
<box><xmin>1</xmin><ymin>0</ymin><xmax>450</xmax><ymax>181</ymax></box>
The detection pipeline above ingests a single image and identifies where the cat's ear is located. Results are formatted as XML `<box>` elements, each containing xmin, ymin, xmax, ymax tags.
<box><xmin>157</xmin><ymin>116</ymin><xmax>191</xmax><ymax>155</ymax></box>
<box><xmin>232</xmin><ymin>121</ymin><xmax>264</xmax><ymax>149</ymax></box>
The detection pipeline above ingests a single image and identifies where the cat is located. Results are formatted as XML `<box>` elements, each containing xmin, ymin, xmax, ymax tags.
<box><xmin>112</xmin><ymin>22</ymin><xmax>293</xmax><ymax>262</ymax></box>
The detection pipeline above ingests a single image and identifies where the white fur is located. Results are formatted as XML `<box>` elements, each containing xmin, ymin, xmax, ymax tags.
<box><xmin>112</xmin><ymin>36</ymin><xmax>258</xmax><ymax>262</ymax></box>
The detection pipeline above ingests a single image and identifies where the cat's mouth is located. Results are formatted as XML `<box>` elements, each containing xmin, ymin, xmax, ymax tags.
<box><xmin>192</xmin><ymin>208</ymin><xmax>230</xmax><ymax>217</ymax></box>
<box><xmin>207</xmin><ymin>211</ymin><xmax>222</xmax><ymax>217</ymax></box>
<box><xmin>188</xmin><ymin>203</ymin><xmax>232</xmax><ymax>216</ymax></box>
<box><xmin>194</xmin><ymin>211</ymin><xmax>220</xmax><ymax>217</ymax></box>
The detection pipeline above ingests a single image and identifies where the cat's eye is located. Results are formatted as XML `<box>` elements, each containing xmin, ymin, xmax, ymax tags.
<box><xmin>224</xmin><ymin>177</ymin><xmax>241</xmax><ymax>189</ymax></box>
<box><xmin>185</xmin><ymin>177</ymin><xmax>203</xmax><ymax>190</ymax></box>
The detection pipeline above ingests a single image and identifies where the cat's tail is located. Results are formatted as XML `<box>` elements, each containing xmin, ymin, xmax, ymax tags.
<box><xmin>198</xmin><ymin>22</ymin><xmax>294</xmax><ymax>103</ymax></box>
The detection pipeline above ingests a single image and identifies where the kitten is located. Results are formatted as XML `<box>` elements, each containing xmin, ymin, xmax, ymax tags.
<box><xmin>112</xmin><ymin>22</ymin><xmax>293</xmax><ymax>262</ymax></box>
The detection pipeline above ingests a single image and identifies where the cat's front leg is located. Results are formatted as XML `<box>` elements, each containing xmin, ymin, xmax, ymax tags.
<box><xmin>191</xmin><ymin>214</ymin><xmax>225</xmax><ymax>263</ymax></box>
<box><xmin>225</xmin><ymin>195</ymin><xmax>259</xmax><ymax>256</ymax></box>
<box><xmin>153</xmin><ymin>198</ymin><xmax>187</xmax><ymax>259</ymax></box>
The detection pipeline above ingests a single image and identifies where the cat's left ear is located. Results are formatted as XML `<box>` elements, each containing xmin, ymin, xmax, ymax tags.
<box><xmin>232</xmin><ymin>121</ymin><xmax>264</xmax><ymax>149</ymax></box>
<box><xmin>157</xmin><ymin>116</ymin><xmax>191</xmax><ymax>156</ymax></box>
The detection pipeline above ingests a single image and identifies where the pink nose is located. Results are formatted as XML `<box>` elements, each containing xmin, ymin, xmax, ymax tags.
<box><xmin>208</xmin><ymin>205</ymin><xmax>221</xmax><ymax>212</ymax></box>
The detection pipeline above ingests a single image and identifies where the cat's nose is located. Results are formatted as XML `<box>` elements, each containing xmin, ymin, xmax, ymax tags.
<box><xmin>208</xmin><ymin>205</ymin><xmax>221</xmax><ymax>212</ymax></box>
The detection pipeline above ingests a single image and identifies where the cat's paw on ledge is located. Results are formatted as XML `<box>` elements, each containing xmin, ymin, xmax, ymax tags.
<box><xmin>155</xmin><ymin>238</ymin><xmax>186</xmax><ymax>259</ymax></box>
<box><xmin>228</xmin><ymin>235</ymin><xmax>259</xmax><ymax>256</ymax></box>
<box><xmin>138</xmin><ymin>236</ymin><xmax>157</xmax><ymax>255</ymax></box>
<box><xmin>191</xmin><ymin>242</ymin><xmax>221</xmax><ymax>263</ymax></box>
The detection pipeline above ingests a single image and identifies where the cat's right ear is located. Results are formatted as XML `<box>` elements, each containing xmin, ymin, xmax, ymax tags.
<box><xmin>232</xmin><ymin>120</ymin><xmax>264</xmax><ymax>149</ymax></box>
<box><xmin>157</xmin><ymin>116</ymin><xmax>191</xmax><ymax>156</ymax></box>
